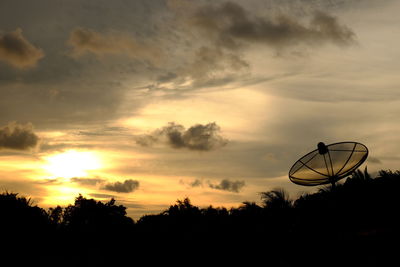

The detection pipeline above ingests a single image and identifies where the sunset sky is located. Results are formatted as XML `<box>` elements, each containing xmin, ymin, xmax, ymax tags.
<box><xmin>1</xmin><ymin>0</ymin><xmax>399</xmax><ymax>219</ymax></box>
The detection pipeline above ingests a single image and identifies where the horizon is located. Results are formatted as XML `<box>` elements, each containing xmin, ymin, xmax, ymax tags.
<box><xmin>0</xmin><ymin>165</ymin><xmax>386</xmax><ymax>222</ymax></box>
<box><xmin>1</xmin><ymin>0</ymin><xmax>399</xmax><ymax>220</ymax></box>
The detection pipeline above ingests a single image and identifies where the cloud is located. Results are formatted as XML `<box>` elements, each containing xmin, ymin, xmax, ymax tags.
<box><xmin>75</xmin><ymin>126</ymin><xmax>131</xmax><ymax>137</ymax></box>
<box><xmin>181</xmin><ymin>178</ymin><xmax>245</xmax><ymax>193</ymax></box>
<box><xmin>0</xmin><ymin>122</ymin><xmax>39</xmax><ymax>150</ymax></box>
<box><xmin>148</xmin><ymin>1</ymin><xmax>356</xmax><ymax>93</ymax></box>
<box><xmin>208</xmin><ymin>179</ymin><xmax>245</xmax><ymax>193</ymax></box>
<box><xmin>68</xmin><ymin>27</ymin><xmax>162</xmax><ymax>65</ymax></box>
<box><xmin>0</xmin><ymin>28</ymin><xmax>44</xmax><ymax>69</ymax></box>
<box><xmin>180</xmin><ymin>178</ymin><xmax>204</xmax><ymax>188</ymax></box>
<box><xmin>191</xmin><ymin>2</ymin><xmax>356</xmax><ymax>50</ymax></box>
<box><xmin>189</xmin><ymin>179</ymin><xmax>203</xmax><ymax>187</ymax></box>
<box><xmin>37</xmin><ymin>177</ymin><xmax>106</xmax><ymax>187</ymax></box>
<box><xmin>180</xmin><ymin>46</ymin><xmax>249</xmax><ymax>85</ymax></box>
<box><xmin>70</xmin><ymin>177</ymin><xmax>105</xmax><ymax>186</ymax></box>
<box><xmin>136</xmin><ymin>122</ymin><xmax>228</xmax><ymax>151</ymax></box>
<box><xmin>102</xmin><ymin>179</ymin><xmax>140</xmax><ymax>193</ymax></box>
<box><xmin>36</xmin><ymin>178</ymin><xmax>64</xmax><ymax>185</ymax></box>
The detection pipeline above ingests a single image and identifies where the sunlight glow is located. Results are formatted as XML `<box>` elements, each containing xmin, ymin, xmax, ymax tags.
<box><xmin>40</xmin><ymin>185</ymin><xmax>90</xmax><ymax>207</ymax></box>
<box><xmin>120</xmin><ymin>88</ymin><xmax>270</xmax><ymax>141</ymax></box>
<box><xmin>43</xmin><ymin>150</ymin><xmax>102</xmax><ymax>178</ymax></box>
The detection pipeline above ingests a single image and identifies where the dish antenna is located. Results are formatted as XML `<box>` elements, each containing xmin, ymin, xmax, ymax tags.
<box><xmin>289</xmin><ymin>142</ymin><xmax>368</xmax><ymax>188</ymax></box>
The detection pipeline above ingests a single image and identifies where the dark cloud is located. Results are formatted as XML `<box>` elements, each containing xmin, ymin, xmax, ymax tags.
<box><xmin>156</xmin><ymin>72</ymin><xmax>178</xmax><ymax>83</ymax></box>
<box><xmin>148</xmin><ymin>1</ymin><xmax>356</xmax><ymax>93</ymax></box>
<box><xmin>68</xmin><ymin>28</ymin><xmax>117</xmax><ymax>55</ymax></box>
<box><xmin>189</xmin><ymin>179</ymin><xmax>203</xmax><ymax>187</ymax></box>
<box><xmin>35</xmin><ymin>178</ymin><xmax>63</xmax><ymax>185</ymax></box>
<box><xmin>180</xmin><ymin>178</ymin><xmax>204</xmax><ymax>188</ymax></box>
<box><xmin>0</xmin><ymin>3</ymin><xmax>165</xmax><ymax>129</ymax></box>
<box><xmin>37</xmin><ymin>177</ymin><xmax>107</xmax><ymax>187</ymax></box>
<box><xmin>0</xmin><ymin>122</ymin><xmax>39</xmax><ymax>150</ymax></box>
<box><xmin>208</xmin><ymin>179</ymin><xmax>245</xmax><ymax>193</ymax></box>
<box><xmin>70</xmin><ymin>177</ymin><xmax>105</xmax><ymax>186</ymax></box>
<box><xmin>191</xmin><ymin>2</ymin><xmax>356</xmax><ymax>50</ymax></box>
<box><xmin>0</xmin><ymin>28</ymin><xmax>44</xmax><ymax>69</ymax></box>
<box><xmin>68</xmin><ymin>27</ymin><xmax>162</xmax><ymax>65</ymax></box>
<box><xmin>102</xmin><ymin>179</ymin><xmax>140</xmax><ymax>193</ymax></box>
<box><xmin>181</xmin><ymin>46</ymin><xmax>249</xmax><ymax>85</ymax></box>
<box><xmin>136</xmin><ymin>122</ymin><xmax>228</xmax><ymax>151</ymax></box>
<box><xmin>181</xmin><ymin>178</ymin><xmax>245</xmax><ymax>193</ymax></box>
<box><xmin>75</xmin><ymin>126</ymin><xmax>131</xmax><ymax>137</ymax></box>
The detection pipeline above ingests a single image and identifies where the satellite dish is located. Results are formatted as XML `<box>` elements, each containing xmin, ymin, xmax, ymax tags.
<box><xmin>289</xmin><ymin>141</ymin><xmax>368</xmax><ymax>187</ymax></box>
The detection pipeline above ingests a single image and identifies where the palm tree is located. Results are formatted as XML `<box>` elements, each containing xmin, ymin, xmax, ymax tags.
<box><xmin>350</xmin><ymin>166</ymin><xmax>372</xmax><ymax>181</ymax></box>
<box><xmin>164</xmin><ymin>197</ymin><xmax>201</xmax><ymax>217</ymax></box>
<box><xmin>260</xmin><ymin>188</ymin><xmax>292</xmax><ymax>209</ymax></box>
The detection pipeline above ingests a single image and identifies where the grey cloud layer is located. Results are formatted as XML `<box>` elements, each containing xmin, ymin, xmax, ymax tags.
<box><xmin>191</xmin><ymin>2</ymin><xmax>355</xmax><ymax>50</ymax></box>
<box><xmin>0</xmin><ymin>28</ymin><xmax>44</xmax><ymax>69</ymax></box>
<box><xmin>0</xmin><ymin>0</ymin><xmax>359</xmax><ymax>129</ymax></box>
<box><xmin>0</xmin><ymin>1</ymin><xmax>165</xmax><ymax>128</ymax></box>
<box><xmin>184</xmin><ymin>178</ymin><xmax>246</xmax><ymax>193</ymax></box>
<box><xmin>68</xmin><ymin>28</ymin><xmax>162</xmax><ymax>65</ymax></box>
<box><xmin>70</xmin><ymin>177</ymin><xmax>105</xmax><ymax>186</ymax></box>
<box><xmin>70</xmin><ymin>177</ymin><xmax>139</xmax><ymax>193</ymax></box>
<box><xmin>148</xmin><ymin>0</ymin><xmax>356</xmax><ymax>92</ymax></box>
<box><xmin>0</xmin><ymin>122</ymin><xmax>39</xmax><ymax>150</ymax></box>
<box><xmin>102</xmin><ymin>179</ymin><xmax>140</xmax><ymax>193</ymax></box>
<box><xmin>208</xmin><ymin>179</ymin><xmax>246</xmax><ymax>193</ymax></box>
<box><xmin>136</xmin><ymin>122</ymin><xmax>228</xmax><ymax>151</ymax></box>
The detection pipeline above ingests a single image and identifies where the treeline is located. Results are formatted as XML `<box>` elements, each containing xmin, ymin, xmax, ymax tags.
<box><xmin>1</xmin><ymin>169</ymin><xmax>399</xmax><ymax>265</ymax></box>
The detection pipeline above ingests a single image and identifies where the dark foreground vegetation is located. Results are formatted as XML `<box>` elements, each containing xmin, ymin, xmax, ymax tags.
<box><xmin>1</xmin><ymin>168</ymin><xmax>399</xmax><ymax>265</ymax></box>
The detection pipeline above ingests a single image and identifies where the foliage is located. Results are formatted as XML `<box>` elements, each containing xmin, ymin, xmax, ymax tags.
<box><xmin>1</xmin><ymin>168</ymin><xmax>400</xmax><ymax>264</ymax></box>
<box><xmin>61</xmin><ymin>194</ymin><xmax>134</xmax><ymax>231</ymax></box>
<box><xmin>260</xmin><ymin>188</ymin><xmax>293</xmax><ymax>208</ymax></box>
<box><xmin>0</xmin><ymin>191</ymin><xmax>49</xmax><ymax>230</ymax></box>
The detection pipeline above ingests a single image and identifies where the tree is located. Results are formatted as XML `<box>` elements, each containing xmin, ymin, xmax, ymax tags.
<box><xmin>0</xmin><ymin>191</ymin><xmax>49</xmax><ymax>231</ymax></box>
<box><xmin>62</xmin><ymin>195</ymin><xmax>133</xmax><ymax>232</ymax></box>
<box><xmin>344</xmin><ymin>166</ymin><xmax>372</xmax><ymax>186</ymax></box>
<box><xmin>230</xmin><ymin>201</ymin><xmax>263</xmax><ymax>217</ymax></box>
<box><xmin>0</xmin><ymin>191</ymin><xmax>52</xmax><ymax>261</ymax></box>
<box><xmin>48</xmin><ymin>205</ymin><xmax>63</xmax><ymax>225</ymax></box>
<box><xmin>164</xmin><ymin>197</ymin><xmax>201</xmax><ymax>217</ymax></box>
<box><xmin>260</xmin><ymin>188</ymin><xmax>292</xmax><ymax>209</ymax></box>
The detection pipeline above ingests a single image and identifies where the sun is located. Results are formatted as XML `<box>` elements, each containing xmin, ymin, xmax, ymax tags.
<box><xmin>43</xmin><ymin>150</ymin><xmax>102</xmax><ymax>178</ymax></box>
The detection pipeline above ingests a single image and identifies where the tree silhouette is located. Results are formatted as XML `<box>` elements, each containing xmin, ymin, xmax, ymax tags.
<box><xmin>55</xmin><ymin>195</ymin><xmax>135</xmax><ymax>264</ymax></box>
<box><xmin>62</xmin><ymin>194</ymin><xmax>133</xmax><ymax>231</ymax></box>
<box><xmin>1</xmin><ymin>167</ymin><xmax>399</xmax><ymax>265</ymax></box>
<box><xmin>164</xmin><ymin>197</ymin><xmax>201</xmax><ymax>217</ymax></box>
<box><xmin>0</xmin><ymin>191</ymin><xmax>49</xmax><ymax>231</ymax></box>
<box><xmin>48</xmin><ymin>205</ymin><xmax>63</xmax><ymax>225</ymax></box>
<box><xmin>352</xmin><ymin>166</ymin><xmax>372</xmax><ymax>181</ymax></box>
<box><xmin>260</xmin><ymin>188</ymin><xmax>292</xmax><ymax>209</ymax></box>
<box><xmin>0</xmin><ymin>191</ymin><xmax>52</xmax><ymax>262</ymax></box>
<box><xmin>201</xmin><ymin>205</ymin><xmax>229</xmax><ymax>217</ymax></box>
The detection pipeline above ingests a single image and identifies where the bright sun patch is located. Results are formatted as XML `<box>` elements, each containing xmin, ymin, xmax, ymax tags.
<box><xmin>43</xmin><ymin>150</ymin><xmax>102</xmax><ymax>178</ymax></box>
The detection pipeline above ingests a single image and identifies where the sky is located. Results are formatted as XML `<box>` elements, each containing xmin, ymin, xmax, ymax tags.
<box><xmin>1</xmin><ymin>0</ymin><xmax>399</xmax><ymax>220</ymax></box>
